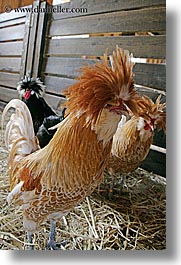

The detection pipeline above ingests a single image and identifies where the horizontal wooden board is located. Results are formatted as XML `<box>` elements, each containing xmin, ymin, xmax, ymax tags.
<box><xmin>134</xmin><ymin>63</ymin><xmax>166</xmax><ymax>90</ymax></box>
<box><xmin>0</xmin><ymin>86</ymin><xmax>18</xmax><ymax>103</ymax></box>
<box><xmin>136</xmin><ymin>85</ymin><xmax>166</xmax><ymax>101</ymax></box>
<box><xmin>44</xmin><ymin>57</ymin><xmax>166</xmax><ymax>90</ymax></box>
<box><xmin>47</xmin><ymin>35</ymin><xmax>166</xmax><ymax>59</ymax></box>
<box><xmin>43</xmin><ymin>75</ymin><xmax>166</xmax><ymax>102</ymax></box>
<box><xmin>0</xmin><ymin>57</ymin><xmax>21</xmax><ymax>72</ymax></box>
<box><xmin>0</xmin><ymin>72</ymin><xmax>19</xmax><ymax>88</ymax></box>
<box><xmin>0</xmin><ymin>9</ymin><xmax>26</xmax><ymax>22</ymax></box>
<box><xmin>44</xmin><ymin>75</ymin><xmax>75</xmax><ymax>94</ymax></box>
<box><xmin>141</xmin><ymin>149</ymin><xmax>166</xmax><ymax>177</ymax></box>
<box><xmin>0</xmin><ymin>24</ymin><xmax>25</xmax><ymax>42</ymax></box>
<box><xmin>49</xmin><ymin>7</ymin><xmax>166</xmax><ymax>36</ymax></box>
<box><xmin>0</xmin><ymin>16</ymin><xmax>26</xmax><ymax>28</ymax></box>
<box><xmin>44</xmin><ymin>57</ymin><xmax>97</xmax><ymax>78</ymax></box>
<box><xmin>52</xmin><ymin>0</ymin><xmax>166</xmax><ymax>20</ymax></box>
<box><xmin>44</xmin><ymin>93</ymin><xmax>66</xmax><ymax>111</ymax></box>
<box><xmin>0</xmin><ymin>41</ymin><xmax>23</xmax><ymax>56</ymax></box>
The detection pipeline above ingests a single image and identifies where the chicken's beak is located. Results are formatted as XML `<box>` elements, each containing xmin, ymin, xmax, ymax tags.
<box><xmin>109</xmin><ymin>101</ymin><xmax>129</xmax><ymax>117</ymax></box>
<box><xmin>124</xmin><ymin>99</ymin><xmax>141</xmax><ymax>117</ymax></box>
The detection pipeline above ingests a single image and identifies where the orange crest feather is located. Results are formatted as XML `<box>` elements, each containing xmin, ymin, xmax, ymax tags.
<box><xmin>64</xmin><ymin>46</ymin><xmax>139</xmax><ymax>124</ymax></box>
<box><xmin>137</xmin><ymin>95</ymin><xmax>166</xmax><ymax>132</ymax></box>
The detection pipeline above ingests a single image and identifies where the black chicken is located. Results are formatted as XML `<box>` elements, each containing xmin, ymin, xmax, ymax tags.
<box><xmin>17</xmin><ymin>75</ymin><xmax>66</xmax><ymax>148</ymax></box>
<box><xmin>37</xmin><ymin>111</ymin><xmax>65</xmax><ymax>148</ymax></box>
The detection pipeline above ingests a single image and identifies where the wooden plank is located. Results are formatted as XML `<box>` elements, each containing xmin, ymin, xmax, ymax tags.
<box><xmin>52</xmin><ymin>0</ymin><xmax>166</xmax><ymax>20</ymax></box>
<box><xmin>0</xmin><ymin>72</ymin><xmax>19</xmax><ymax>88</ymax></box>
<box><xmin>44</xmin><ymin>93</ymin><xmax>66</xmax><ymax>111</ymax></box>
<box><xmin>43</xmin><ymin>76</ymin><xmax>166</xmax><ymax>106</ymax></box>
<box><xmin>0</xmin><ymin>17</ymin><xmax>26</xmax><ymax>28</ymax></box>
<box><xmin>19</xmin><ymin>12</ymin><xmax>31</xmax><ymax>78</ymax></box>
<box><xmin>134</xmin><ymin>63</ymin><xmax>166</xmax><ymax>90</ymax></box>
<box><xmin>141</xmin><ymin>149</ymin><xmax>166</xmax><ymax>177</ymax></box>
<box><xmin>0</xmin><ymin>57</ymin><xmax>21</xmax><ymax>72</ymax></box>
<box><xmin>136</xmin><ymin>85</ymin><xmax>166</xmax><ymax>99</ymax></box>
<box><xmin>25</xmin><ymin>1</ymin><xmax>41</xmax><ymax>76</ymax></box>
<box><xmin>0</xmin><ymin>8</ymin><xmax>26</xmax><ymax>22</ymax></box>
<box><xmin>44</xmin><ymin>57</ymin><xmax>97</xmax><ymax>78</ymax></box>
<box><xmin>49</xmin><ymin>7</ymin><xmax>166</xmax><ymax>36</ymax></box>
<box><xmin>47</xmin><ymin>35</ymin><xmax>166</xmax><ymax>59</ymax></box>
<box><xmin>0</xmin><ymin>41</ymin><xmax>23</xmax><ymax>56</ymax></box>
<box><xmin>0</xmin><ymin>24</ymin><xmax>25</xmax><ymax>42</ymax></box>
<box><xmin>44</xmin><ymin>75</ymin><xmax>75</xmax><ymax>94</ymax></box>
<box><xmin>44</xmin><ymin>57</ymin><xmax>166</xmax><ymax>90</ymax></box>
<box><xmin>0</xmin><ymin>86</ymin><xmax>18</xmax><ymax>103</ymax></box>
<box><xmin>33</xmin><ymin>1</ymin><xmax>49</xmax><ymax>77</ymax></box>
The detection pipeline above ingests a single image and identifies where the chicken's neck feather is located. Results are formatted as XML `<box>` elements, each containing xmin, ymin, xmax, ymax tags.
<box><xmin>92</xmin><ymin>108</ymin><xmax>121</xmax><ymax>146</ymax></box>
<box><xmin>22</xmin><ymin>110</ymin><xmax>120</xmax><ymax>193</ymax></box>
<box><xmin>112</xmin><ymin>116</ymin><xmax>154</xmax><ymax>157</ymax></box>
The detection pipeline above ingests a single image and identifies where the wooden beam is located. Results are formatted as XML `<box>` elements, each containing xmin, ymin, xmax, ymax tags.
<box><xmin>0</xmin><ymin>24</ymin><xmax>25</xmax><ymax>41</ymax></box>
<box><xmin>47</xmin><ymin>35</ymin><xmax>166</xmax><ymax>59</ymax></box>
<box><xmin>25</xmin><ymin>0</ymin><xmax>40</xmax><ymax>76</ymax></box>
<box><xmin>49</xmin><ymin>7</ymin><xmax>166</xmax><ymax>36</ymax></box>
<box><xmin>52</xmin><ymin>0</ymin><xmax>166</xmax><ymax>20</ymax></box>
<box><xmin>0</xmin><ymin>57</ymin><xmax>21</xmax><ymax>72</ymax></box>
<box><xmin>134</xmin><ymin>63</ymin><xmax>166</xmax><ymax>91</ymax></box>
<box><xmin>33</xmin><ymin>1</ymin><xmax>50</xmax><ymax>77</ymax></box>
<box><xmin>0</xmin><ymin>41</ymin><xmax>23</xmax><ymax>56</ymax></box>
<box><xmin>0</xmin><ymin>72</ymin><xmax>19</xmax><ymax>88</ymax></box>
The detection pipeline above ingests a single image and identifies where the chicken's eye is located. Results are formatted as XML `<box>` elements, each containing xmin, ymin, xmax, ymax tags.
<box><xmin>105</xmin><ymin>103</ymin><xmax>112</xmax><ymax>108</ymax></box>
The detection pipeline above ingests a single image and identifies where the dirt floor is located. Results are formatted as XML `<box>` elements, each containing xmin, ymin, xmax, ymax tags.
<box><xmin>0</xmin><ymin>111</ymin><xmax>166</xmax><ymax>250</ymax></box>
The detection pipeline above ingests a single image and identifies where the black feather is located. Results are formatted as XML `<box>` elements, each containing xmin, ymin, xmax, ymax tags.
<box><xmin>17</xmin><ymin>75</ymin><xmax>66</xmax><ymax>147</ymax></box>
<box><xmin>37</xmin><ymin>112</ymin><xmax>65</xmax><ymax>148</ymax></box>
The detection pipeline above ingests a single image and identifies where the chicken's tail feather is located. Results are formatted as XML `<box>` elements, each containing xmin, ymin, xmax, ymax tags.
<box><xmin>2</xmin><ymin>99</ymin><xmax>39</xmax><ymax>166</ymax></box>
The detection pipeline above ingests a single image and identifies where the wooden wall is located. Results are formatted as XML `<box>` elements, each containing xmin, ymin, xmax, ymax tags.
<box><xmin>0</xmin><ymin>6</ymin><xmax>30</xmax><ymax>106</ymax></box>
<box><xmin>0</xmin><ymin>0</ymin><xmax>166</xmax><ymax>176</ymax></box>
<box><xmin>43</xmin><ymin>0</ymin><xmax>166</xmax><ymax>95</ymax></box>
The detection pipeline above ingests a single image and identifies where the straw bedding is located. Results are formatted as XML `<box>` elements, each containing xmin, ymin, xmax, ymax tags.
<box><xmin>0</xmin><ymin>111</ymin><xmax>166</xmax><ymax>250</ymax></box>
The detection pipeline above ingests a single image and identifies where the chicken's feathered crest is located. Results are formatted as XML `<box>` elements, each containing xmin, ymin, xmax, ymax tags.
<box><xmin>17</xmin><ymin>74</ymin><xmax>46</xmax><ymax>98</ymax></box>
<box><xmin>137</xmin><ymin>95</ymin><xmax>166</xmax><ymax>132</ymax></box>
<box><xmin>64</xmin><ymin>46</ymin><xmax>139</xmax><ymax>124</ymax></box>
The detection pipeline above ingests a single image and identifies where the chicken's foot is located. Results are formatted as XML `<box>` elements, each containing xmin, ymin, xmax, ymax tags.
<box><xmin>27</xmin><ymin>232</ymin><xmax>34</xmax><ymax>250</ymax></box>
<box><xmin>46</xmin><ymin>220</ymin><xmax>66</xmax><ymax>250</ymax></box>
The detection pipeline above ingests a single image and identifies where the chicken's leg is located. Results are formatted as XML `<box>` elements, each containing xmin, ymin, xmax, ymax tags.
<box><xmin>47</xmin><ymin>220</ymin><xmax>57</xmax><ymax>250</ymax></box>
<box><xmin>46</xmin><ymin>220</ymin><xmax>67</xmax><ymax>250</ymax></box>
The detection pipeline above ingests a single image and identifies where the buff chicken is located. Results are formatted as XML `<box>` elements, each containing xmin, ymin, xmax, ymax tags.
<box><xmin>2</xmin><ymin>46</ymin><xmax>141</xmax><ymax>250</ymax></box>
<box><xmin>107</xmin><ymin>95</ymin><xmax>166</xmax><ymax>185</ymax></box>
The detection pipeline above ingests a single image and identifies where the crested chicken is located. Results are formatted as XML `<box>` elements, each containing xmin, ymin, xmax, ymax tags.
<box><xmin>17</xmin><ymin>75</ymin><xmax>66</xmax><ymax>147</ymax></box>
<box><xmin>2</xmin><ymin>46</ymin><xmax>141</xmax><ymax>249</ymax></box>
<box><xmin>107</xmin><ymin>95</ymin><xmax>166</xmax><ymax>180</ymax></box>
